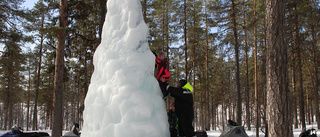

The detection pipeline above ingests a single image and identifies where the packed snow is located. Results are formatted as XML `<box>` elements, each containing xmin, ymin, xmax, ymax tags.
<box><xmin>80</xmin><ymin>0</ymin><xmax>169</xmax><ymax>137</ymax></box>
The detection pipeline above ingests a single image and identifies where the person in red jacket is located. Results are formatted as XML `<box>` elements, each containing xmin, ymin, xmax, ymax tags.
<box><xmin>155</xmin><ymin>52</ymin><xmax>170</xmax><ymax>82</ymax></box>
<box><xmin>153</xmin><ymin>51</ymin><xmax>170</xmax><ymax>99</ymax></box>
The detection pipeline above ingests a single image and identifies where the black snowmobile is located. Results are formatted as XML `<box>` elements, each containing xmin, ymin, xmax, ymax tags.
<box><xmin>195</xmin><ymin>130</ymin><xmax>208</xmax><ymax>137</ymax></box>
<box><xmin>299</xmin><ymin>128</ymin><xmax>317</xmax><ymax>137</ymax></box>
<box><xmin>0</xmin><ymin>126</ymin><xmax>50</xmax><ymax>137</ymax></box>
<box><xmin>219</xmin><ymin>120</ymin><xmax>249</xmax><ymax>137</ymax></box>
<box><xmin>61</xmin><ymin>123</ymin><xmax>80</xmax><ymax>137</ymax></box>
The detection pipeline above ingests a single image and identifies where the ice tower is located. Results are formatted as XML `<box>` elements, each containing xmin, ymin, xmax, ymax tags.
<box><xmin>80</xmin><ymin>0</ymin><xmax>169</xmax><ymax>137</ymax></box>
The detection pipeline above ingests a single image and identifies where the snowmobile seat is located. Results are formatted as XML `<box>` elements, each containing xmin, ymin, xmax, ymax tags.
<box><xmin>20</xmin><ymin>132</ymin><xmax>50</xmax><ymax>137</ymax></box>
<box><xmin>299</xmin><ymin>129</ymin><xmax>317</xmax><ymax>137</ymax></box>
<box><xmin>195</xmin><ymin>130</ymin><xmax>207</xmax><ymax>137</ymax></box>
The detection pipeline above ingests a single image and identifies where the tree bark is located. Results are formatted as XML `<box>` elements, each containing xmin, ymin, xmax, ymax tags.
<box><xmin>295</xmin><ymin>1</ymin><xmax>306</xmax><ymax>131</ymax></box>
<box><xmin>244</xmin><ymin>9</ymin><xmax>250</xmax><ymax>130</ymax></box>
<box><xmin>311</xmin><ymin>13</ymin><xmax>320</xmax><ymax>129</ymax></box>
<box><xmin>253</xmin><ymin>0</ymin><xmax>259</xmax><ymax>135</ymax></box>
<box><xmin>7</xmin><ymin>43</ymin><xmax>14</xmax><ymax>130</ymax></box>
<box><xmin>52</xmin><ymin>0</ymin><xmax>68</xmax><ymax>137</ymax></box>
<box><xmin>27</xmin><ymin>60</ymin><xmax>31</xmax><ymax>131</ymax></box>
<box><xmin>184</xmin><ymin>0</ymin><xmax>188</xmax><ymax>81</ymax></box>
<box><xmin>266</xmin><ymin>0</ymin><xmax>292</xmax><ymax>136</ymax></box>
<box><xmin>33</xmin><ymin>13</ymin><xmax>45</xmax><ymax>131</ymax></box>
<box><xmin>205</xmin><ymin>0</ymin><xmax>210</xmax><ymax>130</ymax></box>
<box><xmin>290</xmin><ymin>31</ymin><xmax>298</xmax><ymax>129</ymax></box>
<box><xmin>231</xmin><ymin>0</ymin><xmax>242</xmax><ymax>125</ymax></box>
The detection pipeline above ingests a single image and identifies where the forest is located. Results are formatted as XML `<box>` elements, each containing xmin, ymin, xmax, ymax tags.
<box><xmin>0</xmin><ymin>0</ymin><xmax>319</xmax><ymax>137</ymax></box>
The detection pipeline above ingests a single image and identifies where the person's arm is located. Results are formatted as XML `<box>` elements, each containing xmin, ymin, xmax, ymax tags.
<box><xmin>161</xmin><ymin>81</ymin><xmax>183</xmax><ymax>97</ymax></box>
<box><xmin>152</xmin><ymin>51</ymin><xmax>157</xmax><ymax>56</ymax></box>
<box><xmin>167</xmin><ymin>86</ymin><xmax>183</xmax><ymax>97</ymax></box>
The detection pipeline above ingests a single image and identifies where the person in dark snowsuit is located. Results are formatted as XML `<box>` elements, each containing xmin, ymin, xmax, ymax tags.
<box><xmin>153</xmin><ymin>51</ymin><xmax>170</xmax><ymax>98</ymax></box>
<box><xmin>168</xmin><ymin>103</ymin><xmax>178</xmax><ymax>137</ymax></box>
<box><xmin>161</xmin><ymin>78</ymin><xmax>195</xmax><ymax>137</ymax></box>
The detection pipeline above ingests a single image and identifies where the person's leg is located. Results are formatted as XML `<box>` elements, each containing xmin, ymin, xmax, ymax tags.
<box><xmin>158</xmin><ymin>80</ymin><xmax>169</xmax><ymax>99</ymax></box>
<box><xmin>178</xmin><ymin>115</ymin><xmax>191</xmax><ymax>136</ymax></box>
<box><xmin>180</xmin><ymin>113</ymin><xmax>195</xmax><ymax>137</ymax></box>
<box><xmin>177</xmin><ymin>114</ymin><xmax>186</xmax><ymax>136</ymax></box>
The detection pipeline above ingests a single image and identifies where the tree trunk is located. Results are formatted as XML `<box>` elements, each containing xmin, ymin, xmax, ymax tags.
<box><xmin>295</xmin><ymin>1</ymin><xmax>306</xmax><ymax>131</ymax></box>
<box><xmin>99</xmin><ymin>0</ymin><xmax>107</xmax><ymax>44</ymax></box>
<box><xmin>231</xmin><ymin>0</ymin><xmax>241</xmax><ymax>125</ymax></box>
<box><xmin>253</xmin><ymin>0</ymin><xmax>259</xmax><ymax>135</ymax></box>
<box><xmin>33</xmin><ymin>13</ymin><xmax>45</xmax><ymax>131</ymax></box>
<box><xmin>266</xmin><ymin>0</ymin><xmax>291</xmax><ymax>136</ymax></box>
<box><xmin>184</xmin><ymin>0</ymin><xmax>188</xmax><ymax>81</ymax></box>
<box><xmin>222</xmin><ymin>102</ymin><xmax>225</xmax><ymax>130</ymax></box>
<box><xmin>32</xmin><ymin>64</ymin><xmax>39</xmax><ymax>130</ymax></box>
<box><xmin>52</xmin><ymin>0</ymin><xmax>68</xmax><ymax>137</ymax></box>
<box><xmin>244</xmin><ymin>13</ymin><xmax>250</xmax><ymax>131</ymax></box>
<box><xmin>311</xmin><ymin>18</ymin><xmax>320</xmax><ymax>129</ymax></box>
<box><xmin>7</xmin><ymin>45</ymin><xmax>14</xmax><ymax>130</ymax></box>
<box><xmin>27</xmin><ymin>60</ymin><xmax>31</xmax><ymax>131</ymax></box>
<box><xmin>205</xmin><ymin>0</ymin><xmax>210</xmax><ymax>130</ymax></box>
<box><xmin>290</xmin><ymin>32</ymin><xmax>298</xmax><ymax>129</ymax></box>
<box><xmin>306</xmin><ymin>88</ymin><xmax>311</xmax><ymax>124</ymax></box>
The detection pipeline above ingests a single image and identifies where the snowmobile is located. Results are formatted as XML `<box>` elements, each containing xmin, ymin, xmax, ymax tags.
<box><xmin>61</xmin><ymin>123</ymin><xmax>80</xmax><ymax>137</ymax></box>
<box><xmin>219</xmin><ymin>120</ymin><xmax>249</xmax><ymax>137</ymax></box>
<box><xmin>299</xmin><ymin>128</ymin><xmax>317</xmax><ymax>137</ymax></box>
<box><xmin>0</xmin><ymin>125</ymin><xmax>50</xmax><ymax>137</ymax></box>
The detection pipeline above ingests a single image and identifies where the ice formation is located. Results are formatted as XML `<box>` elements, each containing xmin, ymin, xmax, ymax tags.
<box><xmin>80</xmin><ymin>0</ymin><xmax>169</xmax><ymax>137</ymax></box>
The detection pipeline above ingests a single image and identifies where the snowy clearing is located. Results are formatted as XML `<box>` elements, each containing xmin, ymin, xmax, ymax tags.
<box><xmin>1</xmin><ymin>123</ymin><xmax>319</xmax><ymax>137</ymax></box>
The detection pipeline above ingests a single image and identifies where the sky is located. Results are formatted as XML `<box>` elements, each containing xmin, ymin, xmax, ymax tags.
<box><xmin>22</xmin><ymin>0</ymin><xmax>38</xmax><ymax>9</ymax></box>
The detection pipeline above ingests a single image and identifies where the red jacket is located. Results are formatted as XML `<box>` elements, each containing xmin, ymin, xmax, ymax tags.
<box><xmin>156</xmin><ymin>56</ymin><xmax>170</xmax><ymax>82</ymax></box>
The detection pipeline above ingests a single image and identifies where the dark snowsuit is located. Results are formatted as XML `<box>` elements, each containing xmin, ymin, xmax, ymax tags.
<box><xmin>162</xmin><ymin>82</ymin><xmax>195</xmax><ymax>137</ymax></box>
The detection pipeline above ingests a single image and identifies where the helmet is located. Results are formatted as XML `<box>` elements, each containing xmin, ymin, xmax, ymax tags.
<box><xmin>158</xmin><ymin>52</ymin><xmax>166</xmax><ymax>60</ymax></box>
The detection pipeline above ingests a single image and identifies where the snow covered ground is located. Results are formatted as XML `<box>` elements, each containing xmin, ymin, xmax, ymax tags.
<box><xmin>1</xmin><ymin>123</ymin><xmax>319</xmax><ymax>137</ymax></box>
<box><xmin>206</xmin><ymin>123</ymin><xmax>319</xmax><ymax>137</ymax></box>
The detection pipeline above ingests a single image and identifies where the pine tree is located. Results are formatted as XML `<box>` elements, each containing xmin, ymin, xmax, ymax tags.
<box><xmin>67</xmin><ymin>0</ymin><xmax>106</xmax><ymax>126</ymax></box>
<box><xmin>52</xmin><ymin>0</ymin><xmax>68</xmax><ymax>136</ymax></box>
<box><xmin>0</xmin><ymin>0</ymin><xmax>28</xmax><ymax>130</ymax></box>
<box><xmin>0</xmin><ymin>30</ymin><xmax>26</xmax><ymax>130</ymax></box>
<box><xmin>308</xmin><ymin>0</ymin><xmax>320</xmax><ymax>128</ymax></box>
<box><xmin>266</xmin><ymin>0</ymin><xmax>291</xmax><ymax>136</ymax></box>
<box><xmin>28</xmin><ymin>0</ymin><xmax>51</xmax><ymax>130</ymax></box>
